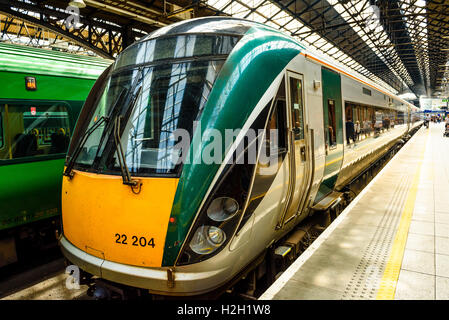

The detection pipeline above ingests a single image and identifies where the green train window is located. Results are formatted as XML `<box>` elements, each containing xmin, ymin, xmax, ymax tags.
<box><xmin>0</xmin><ymin>103</ymin><xmax>70</xmax><ymax>160</ymax></box>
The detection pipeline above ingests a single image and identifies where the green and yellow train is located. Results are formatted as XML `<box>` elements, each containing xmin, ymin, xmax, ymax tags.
<box><xmin>0</xmin><ymin>43</ymin><xmax>111</xmax><ymax>267</ymax></box>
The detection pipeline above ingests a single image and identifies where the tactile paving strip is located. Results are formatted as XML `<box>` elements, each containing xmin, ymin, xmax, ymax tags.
<box><xmin>341</xmin><ymin>172</ymin><xmax>412</xmax><ymax>300</ymax></box>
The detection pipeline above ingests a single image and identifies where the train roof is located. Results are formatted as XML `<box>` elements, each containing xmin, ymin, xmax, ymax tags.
<box><xmin>0</xmin><ymin>42</ymin><xmax>112</xmax><ymax>79</ymax></box>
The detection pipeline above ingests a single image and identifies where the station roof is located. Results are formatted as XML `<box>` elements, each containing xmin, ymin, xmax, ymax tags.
<box><xmin>203</xmin><ymin>0</ymin><xmax>449</xmax><ymax>100</ymax></box>
<box><xmin>1</xmin><ymin>0</ymin><xmax>449</xmax><ymax>100</ymax></box>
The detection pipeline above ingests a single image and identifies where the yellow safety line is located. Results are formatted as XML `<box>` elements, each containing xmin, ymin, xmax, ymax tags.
<box><xmin>376</xmin><ymin>129</ymin><xmax>429</xmax><ymax>300</ymax></box>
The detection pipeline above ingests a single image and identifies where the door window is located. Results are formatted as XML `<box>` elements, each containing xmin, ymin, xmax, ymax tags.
<box><xmin>289</xmin><ymin>77</ymin><xmax>304</xmax><ymax>140</ymax></box>
<box><xmin>327</xmin><ymin>99</ymin><xmax>337</xmax><ymax>147</ymax></box>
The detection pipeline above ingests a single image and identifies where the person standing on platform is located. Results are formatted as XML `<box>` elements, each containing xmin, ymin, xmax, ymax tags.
<box><xmin>424</xmin><ymin>114</ymin><xmax>430</xmax><ymax>128</ymax></box>
<box><xmin>363</xmin><ymin>120</ymin><xmax>371</xmax><ymax>138</ymax></box>
<box><xmin>346</xmin><ymin>118</ymin><xmax>355</xmax><ymax>147</ymax></box>
<box><xmin>355</xmin><ymin>120</ymin><xmax>361</xmax><ymax>141</ymax></box>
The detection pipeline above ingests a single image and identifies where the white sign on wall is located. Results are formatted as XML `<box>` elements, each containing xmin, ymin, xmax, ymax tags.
<box><xmin>419</xmin><ymin>98</ymin><xmax>447</xmax><ymax>110</ymax></box>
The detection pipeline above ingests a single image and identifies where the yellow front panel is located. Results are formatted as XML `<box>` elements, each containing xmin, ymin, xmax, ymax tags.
<box><xmin>62</xmin><ymin>170</ymin><xmax>178</xmax><ymax>267</ymax></box>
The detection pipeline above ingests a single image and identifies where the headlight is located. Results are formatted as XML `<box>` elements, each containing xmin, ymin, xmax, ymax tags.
<box><xmin>207</xmin><ymin>197</ymin><xmax>239</xmax><ymax>222</ymax></box>
<box><xmin>189</xmin><ymin>226</ymin><xmax>226</xmax><ymax>255</ymax></box>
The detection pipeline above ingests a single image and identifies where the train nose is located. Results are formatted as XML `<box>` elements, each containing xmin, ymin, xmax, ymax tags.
<box><xmin>61</xmin><ymin>170</ymin><xmax>178</xmax><ymax>268</ymax></box>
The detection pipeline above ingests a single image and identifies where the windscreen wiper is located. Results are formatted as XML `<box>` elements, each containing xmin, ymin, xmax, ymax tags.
<box><xmin>63</xmin><ymin>88</ymin><xmax>128</xmax><ymax>179</ymax></box>
<box><xmin>63</xmin><ymin>115</ymin><xmax>109</xmax><ymax>179</ymax></box>
<box><xmin>112</xmin><ymin>85</ymin><xmax>143</xmax><ymax>193</ymax></box>
<box><xmin>90</xmin><ymin>87</ymin><xmax>130</xmax><ymax>167</ymax></box>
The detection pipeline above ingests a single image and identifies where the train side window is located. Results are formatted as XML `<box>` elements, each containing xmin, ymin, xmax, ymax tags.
<box><xmin>267</xmin><ymin>101</ymin><xmax>287</xmax><ymax>155</ymax></box>
<box><xmin>266</xmin><ymin>78</ymin><xmax>287</xmax><ymax>155</ymax></box>
<box><xmin>327</xmin><ymin>99</ymin><xmax>337</xmax><ymax>147</ymax></box>
<box><xmin>0</xmin><ymin>103</ymin><xmax>71</xmax><ymax>160</ymax></box>
<box><xmin>345</xmin><ymin>103</ymin><xmax>353</xmax><ymax>122</ymax></box>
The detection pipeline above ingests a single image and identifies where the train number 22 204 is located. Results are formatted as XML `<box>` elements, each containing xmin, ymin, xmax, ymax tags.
<box><xmin>115</xmin><ymin>233</ymin><xmax>155</xmax><ymax>248</ymax></box>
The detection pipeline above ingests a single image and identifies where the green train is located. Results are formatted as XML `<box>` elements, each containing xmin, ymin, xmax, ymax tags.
<box><xmin>0</xmin><ymin>43</ymin><xmax>111</xmax><ymax>267</ymax></box>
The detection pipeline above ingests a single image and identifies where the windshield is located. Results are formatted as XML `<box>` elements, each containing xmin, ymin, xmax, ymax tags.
<box><xmin>70</xmin><ymin>34</ymin><xmax>240</xmax><ymax>176</ymax></box>
<box><xmin>73</xmin><ymin>58</ymin><xmax>226</xmax><ymax>176</ymax></box>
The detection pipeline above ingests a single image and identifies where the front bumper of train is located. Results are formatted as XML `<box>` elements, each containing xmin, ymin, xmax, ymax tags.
<box><xmin>60</xmin><ymin>235</ymin><xmax>231</xmax><ymax>296</ymax></box>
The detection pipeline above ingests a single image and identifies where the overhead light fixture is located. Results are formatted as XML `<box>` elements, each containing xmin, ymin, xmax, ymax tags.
<box><xmin>69</xmin><ymin>0</ymin><xmax>86</xmax><ymax>8</ymax></box>
<box><xmin>442</xmin><ymin>48</ymin><xmax>449</xmax><ymax>51</ymax></box>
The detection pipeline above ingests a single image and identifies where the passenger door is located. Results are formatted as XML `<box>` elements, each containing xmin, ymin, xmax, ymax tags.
<box><xmin>277</xmin><ymin>71</ymin><xmax>308</xmax><ymax>227</ymax></box>
<box><xmin>314</xmin><ymin>67</ymin><xmax>343</xmax><ymax>202</ymax></box>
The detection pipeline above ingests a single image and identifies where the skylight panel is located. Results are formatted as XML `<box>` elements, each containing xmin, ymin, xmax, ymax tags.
<box><xmin>296</xmin><ymin>26</ymin><xmax>310</xmax><ymax>34</ymax></box>
<box><xmin>321</xmin><ymin>43</ymin><xmax>333</xmax><ymax>51</ymax></box>
<box><xmin>284</xmin><ymin>19</ymin><xmax>303</xmax><ymax>32</ymax></box>
<box><xmin>266</xmin><ymin>21</ymin><xmax>278</xmax><ymax>29</ymax></box>
<box><xmin>306</xmin><ymin>34</ymin><xmax>320</xmax><ymax>43</ymax></box>
<box><xmin>209</xmin><ymin>0</ymin><xmax>229</xmax><ymax>10</ymax></box>
<box><xmin>246</xmin><ymin>0</ymin><xmax>265</xmax><ymax>9</ymax></box>
<box><xmin>251</xmin><ymin>12</ymin><xmax>267</xmax><ymax>23</ymax></box>
<box><xmin>257</xmin><ymin>2</ymin><xmax>277</xmax><ymax>16</ymax></box>
<box><xmin>223</xmin><ymin>2</ymin><xmax>247</xmax><ymax>16</ymax></box>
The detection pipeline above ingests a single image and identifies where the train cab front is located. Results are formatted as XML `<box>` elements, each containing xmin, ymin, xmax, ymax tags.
<box><xmin>59</xmin><ymin>20</ymin><xmax>244</xmax><ymax>298</ymax></box>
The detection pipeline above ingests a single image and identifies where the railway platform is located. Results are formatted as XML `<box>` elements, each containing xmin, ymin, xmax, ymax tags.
<box><xmin>260</xmin><ymin>122</ymin><xmax>449</xmax><ymax>300</ymax></box>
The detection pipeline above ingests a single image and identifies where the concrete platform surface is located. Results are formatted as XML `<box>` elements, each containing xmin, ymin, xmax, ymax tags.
<box><xmin>260</xmin><ymin>122</ymin><xmax>449</xmax><ymax>300</ymax></box>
